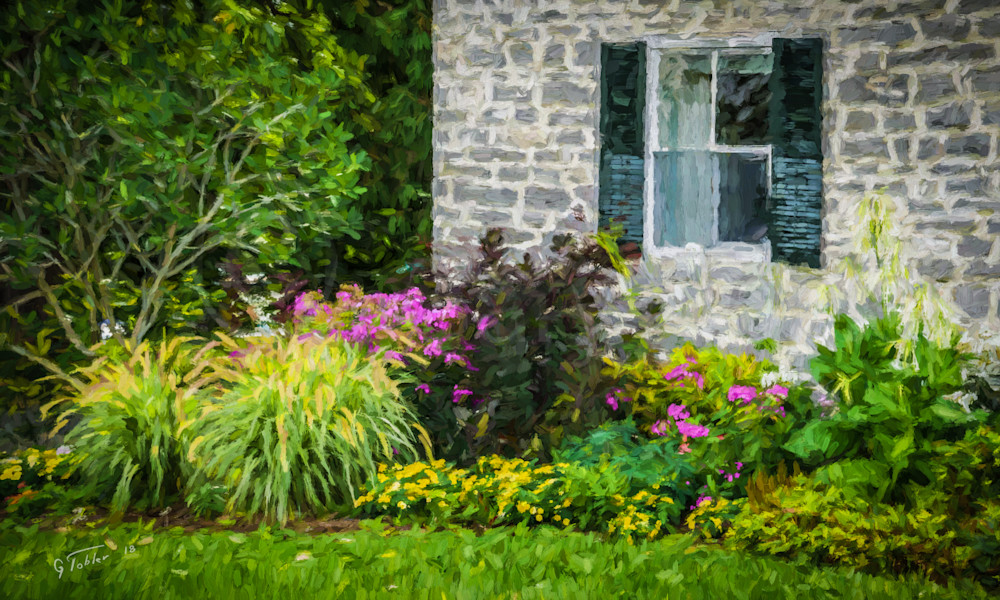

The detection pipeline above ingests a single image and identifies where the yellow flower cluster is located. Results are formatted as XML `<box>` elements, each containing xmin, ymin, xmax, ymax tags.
<box><xmin>0</xmin><ymin>448</ymin><xmax>80</xmax><ymax>483</ymax></box>
<box><xmin>354</xmin><ymin>455</ymin><xmax>679</xmax><ymax>540</ymax></box>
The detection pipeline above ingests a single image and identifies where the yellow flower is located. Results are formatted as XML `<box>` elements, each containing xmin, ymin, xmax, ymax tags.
<box><xmin>397</xmin><ymin>501</ymin><xmax>408</xmax><ymax>510</ymax></box>
<box><xmin>553</xmin><ymin>514</ymin><xmax>562</xmax><ymax>522</ymax></box>
<box><xmin>516</xmin><ymin>501</ymin><xmax>530</xmax><ymax>513</ymax></box>
<box><xmin>377</xmin><ymin>494</ymin><xmax>391</xmax><ymax>504</ymax></box>
<box><xmin>1</xmin><ymin>465</ymin><xmax>22</xmax><ymax>481</ymax></box>
<box><xmin>535</xmin><ymin>514</ymin><xmax>543</xmax><ymax>522</ymax></box>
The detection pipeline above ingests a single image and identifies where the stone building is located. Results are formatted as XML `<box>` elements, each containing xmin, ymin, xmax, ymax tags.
<box><xmin>430</xmin><ymin>0</ymin><xmax>1000</xmax><ymax>372</ymax></box>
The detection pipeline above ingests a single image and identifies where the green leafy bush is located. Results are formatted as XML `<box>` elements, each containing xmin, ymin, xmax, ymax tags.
<box><xmin>786</xmin><ymin>312</ymin><xmax>980</xmax><ymax>503</ymax></box>
<box><xmin>721</xmin><ymin>472</ymin><xmax>997</xmax><ymax>587</ymax></box>
<box><xmin>183</xmin><ymin>334</ymin><xmax>430</xmax><ymax>525</ymax></box>
<box><xmin>49</xmin><ymin>338</ymin><xmax>208</xmax><ymax>513</ymax></box>
<box><xmin>554</xmin><ymin>418</ymin><xmax>699</xmax><ymax>509</ymax></box>
<box><xmin>353</xmin><ymin>454</ymin><xmax>683</xmax><ymax>542</ymax></box>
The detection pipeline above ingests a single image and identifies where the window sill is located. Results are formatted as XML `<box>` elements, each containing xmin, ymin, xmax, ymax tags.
<box><xmin>644</xmin><ymin>240</ymin><xmax>772</xmax><ymax>264</ymax></box>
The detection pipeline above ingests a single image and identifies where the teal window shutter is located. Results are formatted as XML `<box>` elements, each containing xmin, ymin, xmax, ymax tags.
<box><xmin>768</xmin><ymin>38</ymin><xmax>824</xmax><ymax>268</ymax></box>
<box><xmin>599</xmin><ymin>43</ymin><xmax>646</xmax><ymax>248</ymax></box>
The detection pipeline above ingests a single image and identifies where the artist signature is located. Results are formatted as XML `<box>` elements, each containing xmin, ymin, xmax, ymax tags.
<box><xmin>52</xmin><ymin>543</ymin><xmax>138</xmax><ymax>579</ymax></box>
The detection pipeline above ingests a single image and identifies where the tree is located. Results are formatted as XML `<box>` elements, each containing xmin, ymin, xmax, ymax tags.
<box><xmin>0</xmin><ymin>0</ymin><xmax>375</xmax><ymax>405</ymax></box>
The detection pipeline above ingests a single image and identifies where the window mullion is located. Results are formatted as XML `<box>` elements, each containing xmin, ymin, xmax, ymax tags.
<box><xmin>710</xmin><ymin>50</ymin><xmax>719</xmax><ymax>246</ymax></box>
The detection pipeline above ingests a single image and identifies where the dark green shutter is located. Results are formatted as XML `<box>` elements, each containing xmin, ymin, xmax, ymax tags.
<box><xmin>768</xmin><ymin>38</ymin><xmax>823</xmax><ymax>268</ymax></box>
<box><xmin>599</xmin><ymin>43</ymin><xmax>646</xmax><ymax>247</ymax></box>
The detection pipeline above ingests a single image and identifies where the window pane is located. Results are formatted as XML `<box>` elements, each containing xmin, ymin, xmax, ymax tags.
<box><xmin>653</xmin><ymin>150</ymin><xmax>716</xmax><ymax>247</ymax></box>
<box><xmin>718</xmin><ymin>153</ymin><xmax>769</xmax><ymax>242</ymax></box>
<box><xmin>715</xmin><ymin>53</ymin><xmax>773</xmax><ymax>146</ymax></box>
<box><xmin>657</xmin><ymin>52</ymin><xmax>712</xmax><ymax>149</ymax></box>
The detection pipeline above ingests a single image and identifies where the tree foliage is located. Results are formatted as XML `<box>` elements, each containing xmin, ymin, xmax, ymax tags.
<box><xmin>0</xmin><ymin>0</ymin><xmax>432</xmax><ymax>413</ymax></box>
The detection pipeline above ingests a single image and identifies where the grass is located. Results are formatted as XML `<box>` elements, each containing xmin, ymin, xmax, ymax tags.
<box><xmin>0</xmin><ymin>517</ymin><xmax>993</xmax><ymax>599</ymax></box>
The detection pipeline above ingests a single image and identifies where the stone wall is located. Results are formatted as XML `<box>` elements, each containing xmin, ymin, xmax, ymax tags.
<box><xmin>431</xmin><ymin>0</ymin><xmax>1000</xmax><ymax>373</ymax></box>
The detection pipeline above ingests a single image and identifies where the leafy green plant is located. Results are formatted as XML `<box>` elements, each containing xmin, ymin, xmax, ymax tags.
<box><xmin>47</xmin><ymin>338</ymin><xmax>209</xmax><ymax>513</ymax></box>
<box><xmin>722</xmin><ymin>472</ymin><xmax>995</xmax><ymax>587</ymax></box>
<box><xmin>786</xmin><ymin>312</ymin><xmax>979</xmax><ymax>504</ymax></box>
<box><xmin>183</xmin><ymin>333</ymin><xmax>431</xmax><ymax>525</ymax></box>
<box><xmin>554</xmin><ymin>418</ymin><xmax>699</xmax><ymax>509</ymax></box>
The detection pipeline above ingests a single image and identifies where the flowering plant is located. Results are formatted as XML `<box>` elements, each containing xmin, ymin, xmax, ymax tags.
<box><xmin>353</xmin><ymin>455</ymin><xmax>682</xmax><ymax>544</ymax></box>
<box><xmin>602</xmin><ymin>343</ymin><xmax>812</xmax><ymax>495</ymax></box>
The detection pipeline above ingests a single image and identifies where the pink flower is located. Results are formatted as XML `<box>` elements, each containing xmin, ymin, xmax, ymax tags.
<box><xmin>667</xmin><ymin>403</ymin><xmax>690</xmax><ymax>421</ymax></box>
<box><xmin>385</xmin><ymin>350</ymin><xmax>405</xmax><ymax>362</ymax></box>
<box><xmin>765</xmin><ymin>384</ymin><xmax>789</xmax><ymax>399</ymax></box>
<box><xmin>676</xmin><ymin>421</ymin><xmax>710</xmax><ymax>438</ymax></box>
<box><xmin>444</xmin><ymin>352</ymin><xmax>467</xmax><ymax>366</ymax></box>
<box><xmin>650</xmin><ymin>420</ymin><xmax>670</xmax><ymax>436</ymax></box>
<box><xmin>416</xmin><ymin>384</ymin><xmax>431</xmax><ymax>394</ymax></box>
<box><xmin>422</xmin><ymin>338</ymin><xmax>444</xmax><ymax>357</ymax></box>
<box><xmin>452</xmin><ymin>386</ymin><xmax>473</xmax><ymax>403</ymax></box>
<box><xmin>727</xmin><ymin>385</ymin><xmax>757</xmax><ymax>404</ymax></box>
<box><xmin>678</xmin><ymin>443</ymin><xmax>691</xmax><ymax>454</ymax></box>
<box><xmin>664</xmin><ymin>364</ymin><xmax>690</xmax><ymax>381</ymax></box>
<box><xmin>606</xmin><ymin>393</ymin><xmax>619</xmax><ymax>411</ymax></box>
<box><xmin>476</xmin><ymin>316</ymin><xmax>494</xmax><ymax>334</ymax></box>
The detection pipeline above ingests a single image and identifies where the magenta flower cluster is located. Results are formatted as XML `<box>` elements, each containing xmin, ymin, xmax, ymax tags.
<box><xmin>663</xmin><ymin>361</ymin><xmax>705</xmax><ymax>390</ymax></box>
<box><xmin>727</xmin><ymin>383</ymin><xmax>789</xmax><ymax>419</ymax></box>
<box><xmin>605</xmin><ymin>387</ymin><xmax>632</xmax><ymax>411</ymax></box>
<box><xmin>290</xmin><ymin>286</ymin><xmax>493</xmax><ymax>405</ymax></box>
<box><xmin>650</xmin><ymin>402</ymin><xmax>711</xmax><ymax>442</ymax></box>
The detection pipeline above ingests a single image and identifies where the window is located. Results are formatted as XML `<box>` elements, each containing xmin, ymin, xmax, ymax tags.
<box><xmin>599</xmin><ymin>36</ymin><xmax>823</xmax><ymax>268</ymax></box>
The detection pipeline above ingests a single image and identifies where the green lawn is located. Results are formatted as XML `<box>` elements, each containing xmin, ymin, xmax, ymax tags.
<box><xmin>1</xmin><ymin>518</ymin><xmax>991</xmax><ymax>599</ymax></box>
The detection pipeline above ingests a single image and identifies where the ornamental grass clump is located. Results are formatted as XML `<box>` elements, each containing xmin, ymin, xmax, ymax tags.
<box><xmin>46</xmin><ymin>337</ymin><xmax>209</xmax><ymax>513</ymax></box>
<box><xmin>183</xmin><ymin>333</ymin><xmax>431</xmax><ymax>525</ymax></box>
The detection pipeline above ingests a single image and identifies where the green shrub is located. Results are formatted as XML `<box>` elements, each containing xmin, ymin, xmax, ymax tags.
<box><xmin>786</xmin><ymin>312</ymin><xmax>982</xmax><ymax>504</ymax></box>
<box><xmin>721</xmin><ymin>472</ymin><xmax>993</xmax><ymax>586</ymax></box>
<box><xmin>554</xmin><ymin>417</ymin><xmax>699</xmax><ymax>509</ymax></box>
<box><xmin>49</xmin><ymin>338</ymin><xmax>208</xmax><ymax>513</ymax></box>
<box><xmin>183</xmin><ymin>333</ymin><xmax>430</xmax><ymax>525</ymax></box>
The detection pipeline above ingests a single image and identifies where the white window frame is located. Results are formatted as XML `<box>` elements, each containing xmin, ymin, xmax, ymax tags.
<box><xmin>642</xmin><ymin>34</ymin><xmax>781</xmax><ymax>263</ymax></box>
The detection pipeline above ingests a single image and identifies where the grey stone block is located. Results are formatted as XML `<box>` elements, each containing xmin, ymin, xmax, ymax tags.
<box><xmin>509</xmin><ymin>42</ymin><xmax>534</xmax><ymax>65</ymax></box>
<box><xmin>954</xmin><ymin>284</ymin><xmax>990</xmax><ymax>318</ymax></box>
<box><xmin>844</xmin><ymin>110</ymin><xmax>877</xmax><ymax>131</ymax></box>
<box><xmin>916</xmin><ymin>75</ymin><xmax>957</xmax><ymax>104</ymax></box>
<box><xmin>972</xmin><ymin>67</ymin><xmax>1000</xmax><ymax>93</ymax></box>
<box><xmin>894</xmin><ymin>138</ymin><xmax>911</xmax><ymax>161</ymax></box>
<box><xmin>981</xmin><ymin>17</ymin><xmax>1000</xmax><ymax>37</ymax></box>
<box><xmin>838</xmin><ymin>22</ymin><xmax>917</xmax><ymax>45</ymax></box>
<box><xmin>917</xmin><ymin>138</ymin><xmax>942</xmax><ymax>160</ymax></box>
<box><xmin>556</xmin><ymin>130</ymin><xmax>585</xmax><ymax>145</ymax></box>
<box><xmin>966</xmin><ymin>261</ymin><xmax>1000</xmax><ymax>277</ymax></box>
<box><xmin>927</xmin><ymin>102</ymin><xmax>973</xmax><ymax>130</ymax></box>
<box><xmin>841</xmin><ymin>137</ymin><xmax>889</xmax><ymax>158</ymax></box>
<box><xmin>946</xmin><ymin>178</ymin><xmax>986</xmax><ymax>195</ymax></box>
<box><xmin>854</xmin><ymin>52</ymin><xmax>881</xmax><ymax>73</ymax></box>
<box><xmin>888</xmin><ymin>44</ymin><xmax>995</xmax><ymax>67</ymax></box>
<box><xmin>885</xmin><ymin>112</ymin><xmax>917</xmax><ymax>130</ymax></box>
<box><xmin>469</xmin><ymin>148</ymin><xmax>527</xmax><ymax>163</ymax></box>
<box><xmin>946</xmin><ymin>133</ymin><xmax>990</xmax><ymax>157</ymax></box>
<box><xmin>498</xmin><ymin>166</ymin><xmax>529</xmax><ymax>181</ymax></box>
<box><xmin>515</xmin><ymin>108</ymin><xmax>538</xmax><ymax>123</ymax></box>
<box><xmin>440</xmin><ymin>163</ymin><xmax>490</xmax><ymax>179</ymax></box>
<box><xmin>544</xmin><ymin>44</ymin><xmax>566</xmax><ymax>67</ymax></box>
<box><xmin>915</xmin><ymin>219</ymin><xmax>977</xmax><ymax>232</ymax></box>
<box><xmin>920</xmin><ymin>15</ymin><xmax>971</xmax><ymax>40</ymax></box>
<box><xmin>471</xmin><ymin>208</ymin><xmax>514</xmax><ymax>227</ymax></box>
<box><xmin>574</xmin><ymin>41</ymin><xmax>598</xmax><ymax>66</ymax></box>
<box><xmin>958</xmin><ymin>0</ymin><xmax>1000</xmax><ymax>13</ymax></box>
<box><xmin>959</xmin><ymin>236</ymin><xmax>993</xmax><ymax>257</ymax></box>
<box><xmin>839</xmin><ymin>74</ymin><xmax>908</xmax><ymax>106</ymax></box>
<box><xmin>454</xmin><ymin>183</ymin><xmax>518</xmax><ymax>206</ymax></box>
<box><xmin>548</xmin><ymin>112</ymin><xmax>591</xmax><ymax>126</ymax></box>
<box><xmin>915</xmin><ymin>258</ymin><xmax>955</xmax><ymax>281</ymax></box>
<box><xmin>542</xmin><ymin>82</ymin><xmax>593</xmax><ymax>104</ymax></box>
<box><xmin>494</xmin><ymin>85</ymin><xmax>531</xmax><ymax>102</ymax></box>
<box><xmin>468</xmin><ymin>46</ymin><xmax>506</xmax><ymax>68</ymax></box>
<box><xmin>930</xmin><ymin>161</ymin><xmax>976</xmax><ymax>176</ymax></box>
<box><xmin>525</xmin><ymin>186</ymin><xmax>571</xmax><ymax>209</ymax></box>
<box><xmin>989</xmin><ymin>220</ymin><xmax>1000</xmax><ymax>234</ymax></box>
